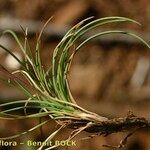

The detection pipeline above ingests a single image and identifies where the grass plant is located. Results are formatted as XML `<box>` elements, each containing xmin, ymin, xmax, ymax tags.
<box><xmin>0</xmin><ymin>16</ymin><xmax>150</xmax><ymax>149</ymax></box>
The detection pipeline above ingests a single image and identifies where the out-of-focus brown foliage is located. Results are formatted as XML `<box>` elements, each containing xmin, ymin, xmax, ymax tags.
<box><xmin>0</xmin><ymin>0</ymin><xmax>150</xmax><ymax>32</ymax></box>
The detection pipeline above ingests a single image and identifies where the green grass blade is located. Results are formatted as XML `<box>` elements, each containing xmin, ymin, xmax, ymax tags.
<box><xmin>76</xmin><ymin>30</ymin><xmax>150</xmax><ymax>51</ymax></box>
<box><xmin>73</xmin><ymin>16</ymin><xmax>140</xmax><ymax>42</ymax></box>
<box><xmin>0</xmin><ymin>44</ymin><xmax>25</xmax><ymax>68</ymax></box>
<box><xmin>0</xmin><ymin>120</ymin><xmax>49</xmax><ymax>140</ymax></box>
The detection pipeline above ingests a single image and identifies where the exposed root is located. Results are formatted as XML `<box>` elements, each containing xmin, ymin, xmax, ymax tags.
<box><xmin>103</xmin><ymin>128</ymin><xmax>140</xmax><ymax>149</ymax></box>
<box><xmin>64</xmin><ymin>113</ymin><xmax>149</xmax><ymax>149</ymax></box>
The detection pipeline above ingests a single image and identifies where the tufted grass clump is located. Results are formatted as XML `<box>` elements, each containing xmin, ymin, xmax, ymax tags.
<box><xmin>0</xmin><ymin>16</ymin><xmax>150</xmax><ymax>149</ymax></box>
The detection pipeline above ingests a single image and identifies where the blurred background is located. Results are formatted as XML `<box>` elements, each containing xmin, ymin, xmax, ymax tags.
<box><xmin>0</xmin><ymin>0</ymin><xmax>150</xmax><ymax>150</ymax></box>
